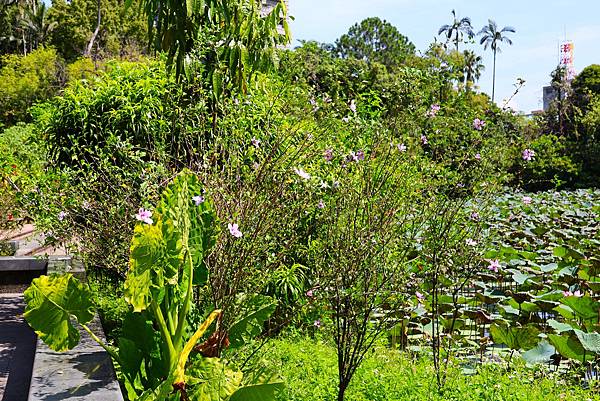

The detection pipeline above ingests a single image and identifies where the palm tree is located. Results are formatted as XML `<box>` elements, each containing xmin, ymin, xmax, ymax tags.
<box><xmin>463</xmin><ymin>50</ymin><xmax>484</xmax><ymax>91</ymax></box>
<box><xmin>478</xmin><ymin>20</ymin><xmax>516</xmax><ymax>102</ymax></box>
<box><xmin>438</xmin><ymin>9</ymin><xmax>474</xmax><ymax>51</ymax></box>
<box><xmin>20</xmin><ymin>1</ymin><xmax>56</xmax><ymax>51</ymax></box>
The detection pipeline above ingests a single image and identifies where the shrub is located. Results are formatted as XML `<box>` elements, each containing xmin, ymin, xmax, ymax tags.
<box><xmin>30</xmin><ymin>60</ymin><xmax>185</xmax><ymax>274</ymax></box>
<box><xmin>0</xmin><ymin>47</ymin><xmax>63</xmax><ymax>126</ymax></box>
<box><xmin>35</xmin><ymin>59</ymin><xmax>203</xmax><ymax>169</ymax></box>
<box><xmin>0</xmin><ymin>123</ymin><xmax>46</xmax><ymax>230</ymax></box>
<box><xmin>519</xmin><ymin>134</ymin><xmax>580</xmax><ymax>190</ymax></box>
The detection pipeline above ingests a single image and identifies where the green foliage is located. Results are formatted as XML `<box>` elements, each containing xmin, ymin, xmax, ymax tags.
<box><xmin>24</xmin><ymin>273</ymin><xmax>95</xmax><ymax>351</ymax></box>
<box><xmin>548</xmin><ymin>333</ymin><xmax>591</xmax><ymax>364</ymax></box>
<box><xmin>490</xmin><ymin>323</ymin><xmax>540</xmax><ymax>351</ymax></box>
<box><xmin>560</xmin><ymin>296</ymin><xmax>600</xmax><ymax>322</ymax></box>
<box><xmin>133</xmin><ymin>0</ymin><xmax>290</xmax><ymax>92</ymax></box>
<box><xmin>228</xmin><ymin>294</ymin><xmax>278</xmax><ymax>348</ymax></box>
<box><xmin>335</xmin><ymin>17</ymin><xmax>415</xmax><ymax>69</ymax></box>
<box><xmin>572</xmin><ymin>64</ymin><xmax>600</xmax><ymax>109</ymax></box>
<box><xmin>0</xmin><ymin>123</ymin><xmax>46</xmax><ymax>230</ymax></box>
<box><xmin>0</xmin><ymin>47</ymin><xmax>62</xmax><ymax>125</ymax></box>
<box><xmin>37</xmin><ymin>59</ymin><xmax>185</xmax><ymax>167</ymax></box>
<box><xmin>66</xmin><ymin>56</ymin><xmax>101</xmax><ymax>81</ymax></box>
<box><xmin>25</xmin><ymin>172</ymin><xmax>281</xmax><ymax>401</ymax></box>
<box><xmin>520</xmin><ymin>134</ymin><xmax>580</xmax><ymax>190</ymax></box>
<box><xmin>0</xmin><ymin>2</ymin><xmax>21</xmax><ymax>54</ymax></box>
<box><xmin>48</xmin><ymin>0</ymin><xmax>147</xmax><ymax>60</ymax></box>
<box><xmin>0</xmin><ymin>0</ymin><xmax>56</xmax><ymax>55</ymax></box>
<box><xmin>255</xmin><ymin>337</ymin><xmax>598</xmax><ymax>401</ymax></box>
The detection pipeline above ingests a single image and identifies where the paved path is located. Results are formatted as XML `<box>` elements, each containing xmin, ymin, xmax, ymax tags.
<box><xmin>0</xmin><ymin>293</ymin><xmax>36</xmax><ymax>401</ymax></box>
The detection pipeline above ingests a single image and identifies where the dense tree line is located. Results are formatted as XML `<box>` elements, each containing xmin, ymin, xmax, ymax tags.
<box><xmin>0</xmin><ymin>0</ymin><xmax>146</xmax><ymax>59</ymax></box>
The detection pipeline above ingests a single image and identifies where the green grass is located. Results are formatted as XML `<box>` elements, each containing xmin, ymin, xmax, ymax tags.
<box><xmin>256</xmin><ymin>336</ymin><xmax>600</xmax><ymax>401</ymax></box>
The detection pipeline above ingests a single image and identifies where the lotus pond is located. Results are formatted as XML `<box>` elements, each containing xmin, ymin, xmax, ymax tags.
<box><xmin>389</xmin><ymin>189</ymin><xmax>600</xmax><ymax>378</ymax></box>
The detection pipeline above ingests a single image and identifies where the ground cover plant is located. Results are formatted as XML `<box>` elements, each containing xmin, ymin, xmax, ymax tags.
<box><xmin>258</xmin><ymin>336</ymin><xmax>600</xmax><ymax>401</ymax></box>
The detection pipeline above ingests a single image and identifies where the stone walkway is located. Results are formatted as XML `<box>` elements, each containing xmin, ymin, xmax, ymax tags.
<box><xmin>0</xmin><ymin>293</ymin><xmax>36</xmax><ymax>401</ymax></box>
<box><xmin>2</xmin><ymin>224</ymin><xmax>67</xmax><ymax>257</ymax></box>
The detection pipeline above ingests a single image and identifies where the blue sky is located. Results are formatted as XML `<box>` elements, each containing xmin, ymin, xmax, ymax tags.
<box><xmin>288</xmin><ymin>0</ymin><xmax>600</xmax><ymax>113</ymax></box>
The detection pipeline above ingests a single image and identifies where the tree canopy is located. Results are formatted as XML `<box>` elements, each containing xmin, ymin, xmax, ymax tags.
<box><xmin>335</xmin><ymin>17</ymin><xmax>415</xmax><ymax>70</ymax></box>
<box><xmin>572</xmin><ymin>64</ymin><xmax>600</xmax><ymax>109</ymax></box>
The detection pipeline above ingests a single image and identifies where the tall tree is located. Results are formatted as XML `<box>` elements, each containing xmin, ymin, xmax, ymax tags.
<box><xmin>20</xmin><ymin>1</ymin><xmax>56</xmax><ymax>51</ymax></box>
<box><xmin>572</xmin><ymin>64</ymin><xmax>600</xmax><ymax>110</ymax></box>
<box><xmin>478</xmin><ymin>19</ymin><xmax>515</xmax><ymax>103</ymax></box>
<box><xmin>437</xmin><ymin>9</ymin><xmax>474</xmax><ymax>51</ymax></box>
<box><xmin>49</xmin><ymin>0</ymin><xmax>147</xmax><ymax>60</ymax></box>
<box><xmin>0</xmin><ymin>1</ymin><xmax>22</xmax><ymax>54</ymax></box>
<box><xmin>83</xmin><ymin>0</ymin><xmax>100</xmax><ymax>56</ymax></box>
<box><xmin>335</xmin><ymin>17</ymin><xmax>415</xmax><ymax>69</ymax></box>
<box><xmin>462</xmin><ymin>49</ymin><xmax>484</xmax><ymax>90</ymax></box>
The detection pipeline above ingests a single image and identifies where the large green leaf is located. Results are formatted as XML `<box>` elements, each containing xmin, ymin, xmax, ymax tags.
<box><xmin>229</xmin><ymin>294</ymin><xmax>278</xmax><ymax>347</ymax></box>
<box><xmin>125</xmin><ymin>172</ymin><xmax>218</xmax><ymax>311</ymax></box>
<box><xmin>229</xmin><ymin>382</ymin><xmax>283</xmax><ymax>401</ymax></box>
<box><xmin>186</xmin><ymin>357</ymin><xmax>242</xmax><ymax>401</ymax></box>
<box><xmin>119</xmin><ymin>312</ymin><xmax>166</xmax><ymax>385</ymax></box>
<box><xmin>553</xmin><ymin>304</ymin><xmax>575</xmax><ymax>320</ymax></box>
<box><xmin>229</xmin><ymin>365</ymin><xmax>284</xmax><ymax>401</ymax></box>
<box><xmin>521</xmin><ymin>340</ymin><xmax>556</xmax><ymax>365</ymax></box>
<box><xmin>154</xmin><ymin>172</ymin><xmax>218</xmax><ymax>288</ymax></box>
<box><xmin>547</xmin><ymin>319</ymin><xmax>575</xmax><ymax>334</ymax></box>
<box><xmin>574</xmin><ymin>329</ymin><xmax>600</xmax><ymax>354</ymax></box>
<box><xmin>24</xmin><ymin>274</ymin><xmax>94</xmax><ymax>352</ymax></box>
<box><xmin>125</xmin><ymin>223</ymin><xmax>165</xmax><ymax>312</ymax></box>
<box><xmin>560</xmin><ymin>296</ymin><xmax>599</xmax><ymax>321</ymax></box>
<box><xmin>548</xmin><ymin>333</ymin><xmax>592</xmax><ymax>363</ymax></box>
<box><xmin>490</xmin><ymin>323</ymin><xmax>540</xmax><ymax>351</ymax></box>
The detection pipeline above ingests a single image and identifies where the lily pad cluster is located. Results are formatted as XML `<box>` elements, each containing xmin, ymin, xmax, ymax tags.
<box><xmin>401</xmin><ymin>189</ymin><xmax>600</xmax><ymax>372</ymax></box>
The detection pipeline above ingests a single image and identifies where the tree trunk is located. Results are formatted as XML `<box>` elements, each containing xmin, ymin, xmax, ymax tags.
<box><xmin>85</xmin><ymin>0</ymin><xmax>101</xmax><ymax>57</ymax></box>
<box><xmin>337</xmin><ymin>382</ymin><xmax>348</xmax><ymax>401</ymax></box>
<box><xmin>492</xmin><ymin>50</ymin><xmax>496</xmax><ymax>103</ymax></box>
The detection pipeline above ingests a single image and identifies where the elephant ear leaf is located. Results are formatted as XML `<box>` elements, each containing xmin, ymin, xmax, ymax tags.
<box><xmin>155</xmin><ymin>172</ymin><xmax>218</xmax><ymax>288</ymax></box>
<box><xmin>24</xmin><ymin>274</ymin><xmax>94</xmax><ymax>352</ymax></box>
<box><xmin>125</xmin><ymin>222</ymin><xmax>164</xmax><ymax>312</ymax></box>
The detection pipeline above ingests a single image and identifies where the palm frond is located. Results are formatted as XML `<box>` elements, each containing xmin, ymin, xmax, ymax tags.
<box><xmin>437</xmin><ymin>25</ymin><xmax>450</xmax><ymax>35</ymax></box>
